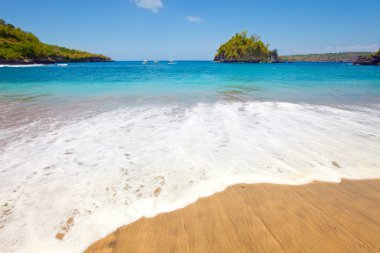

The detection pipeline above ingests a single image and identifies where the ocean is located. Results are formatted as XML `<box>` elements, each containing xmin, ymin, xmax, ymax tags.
<box><xmin>0</xmin><ymin>61</ymin><xmax>380</xmax><ymax>253</ymax></box>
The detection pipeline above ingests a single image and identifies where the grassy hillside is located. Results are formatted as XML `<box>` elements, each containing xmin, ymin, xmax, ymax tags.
<box><xmin>0</xmin><ymin>19</ymin><xmax>111</xmax><ymax>64</ymax></box>
<box><xmin>214</xmin><ymin>32</ymin><xmax>278</xmax><ymax>63</ymax></box>
<box><xmin>280</xmin><ymin>52</ymin><xmax>372</xmax><ymax>63</ymax></box>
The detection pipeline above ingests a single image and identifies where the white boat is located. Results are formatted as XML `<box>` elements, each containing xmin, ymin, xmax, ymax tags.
<box><xmin>142</xmin><ymin>60</ymin><xmax>148</xmax><ymax>64</ymax></box>
<box><xmin>57</xmin><ymin>63</ymin><xmax>68</xmax><ymax>67</ymax></box>
<box><xmin>168</xmin><ymin>60</ymin><xmax>177</xmax><ymax>65</ymax></box>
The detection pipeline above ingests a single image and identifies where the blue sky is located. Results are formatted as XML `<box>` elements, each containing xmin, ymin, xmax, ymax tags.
<box><xmin>1</xmin><ymin>0</ymin><xmax>379</xmax><ymax>60</ymax></box>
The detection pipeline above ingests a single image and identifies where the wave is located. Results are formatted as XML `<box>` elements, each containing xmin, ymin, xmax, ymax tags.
<box><xmin>0</xmin><ymin>64</ymin><xmax>45</xmax><ymax>68</ymax></box>
<box><xmin>0</xmin><ymin>101</ymin><xmax>379</xmax><ymax>253</ymax></box>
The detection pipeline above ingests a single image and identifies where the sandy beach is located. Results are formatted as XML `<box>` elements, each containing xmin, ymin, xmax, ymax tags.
<box><xmin>85</xmin><ymin>179</ymin><xmax>380</xmax><ymax>253</ymax></box>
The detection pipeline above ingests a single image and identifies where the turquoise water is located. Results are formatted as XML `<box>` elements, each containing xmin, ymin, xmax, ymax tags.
<box><xmin>1</xmin><ymin>61</ymin><xmax>380</xmax><ymax>253</ymax></box>
<box><xmin>1</xmin><ymin>61</ymin><xmax>380</xmax><ymax>105</ymax></box>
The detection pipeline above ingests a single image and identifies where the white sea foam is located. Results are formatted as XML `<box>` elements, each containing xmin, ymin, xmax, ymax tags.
<box><xmin>0</xmin><ymin>101</ymin><xmax>379</xmax><ymax>253</ymax></box>
<box><xmin>0</xmin><ymin>64</ymin><xmax>45</xmax><ymax>68</ymax></box>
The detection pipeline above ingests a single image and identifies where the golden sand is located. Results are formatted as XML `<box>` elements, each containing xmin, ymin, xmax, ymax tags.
<box><xmin>85</xmin><ymin>179</ymin><xmax>380</xmax><ymax>253</ymax></box>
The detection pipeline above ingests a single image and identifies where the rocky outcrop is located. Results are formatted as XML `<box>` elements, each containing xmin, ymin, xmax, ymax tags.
<box><xmin>213</xmin><ymin>55</ymin><xmax>261</xmax><ymax>63</ymax></box>
<box><xmin>354</xmin><ymin>50</ymin><xmax>380</xmax><ymax>65</ymax></box>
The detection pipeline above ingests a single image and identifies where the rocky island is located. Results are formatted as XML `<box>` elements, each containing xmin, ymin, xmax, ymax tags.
<box><xmin>0</xmin><ymin>19</ymin><xmax>111</xmax><ymax>64</ymax></box>
<box><xmin>354</xmin><ymin>49</ymin><xmax>380</xmax><ymax>65</ymax></box>
<box><xmin>214</xmin><ymin>32</ymin><xmax>279</xmax><ymax>63</ymax></box>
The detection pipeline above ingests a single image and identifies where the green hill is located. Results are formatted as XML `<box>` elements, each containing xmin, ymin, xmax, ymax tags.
<box><xmin>214</xmin><ymin>32</ymin><xmax>278</xmax><ymax>63</ymax></box>
<box><xmin>0</xmin><ymin>19</ymin><xmax>111</xmax><ymax>64</ymax></box>
<box><xmin>280</xmin><ymin>52</ymin><xmax>373</xmax><ymax>63</ymax></box>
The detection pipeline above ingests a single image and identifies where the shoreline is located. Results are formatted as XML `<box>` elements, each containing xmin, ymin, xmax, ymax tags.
<box><xmin>85</xmin><ymin>179</ymin><xmax>380</xmax><ymax>253</ymax></box>
<box><xmin>0</xmin><ymin>60</ymin><xmax>114</xmax><ymax>66</ymax></box>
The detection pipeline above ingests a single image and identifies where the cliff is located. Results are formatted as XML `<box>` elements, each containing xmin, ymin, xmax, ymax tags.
<box><xmin>0</xmin><ymin>19</ymin><xmax>111</xmax><ymax>64</ymax></box>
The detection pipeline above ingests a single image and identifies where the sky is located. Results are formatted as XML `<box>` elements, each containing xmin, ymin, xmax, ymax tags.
<box><xmin>1</xmin><ymin>0</ymin><xmax>379</xmax><ymax>60</ymax></box>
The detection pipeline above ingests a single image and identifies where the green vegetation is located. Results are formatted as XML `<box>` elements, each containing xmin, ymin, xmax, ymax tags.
<box><xmin>280</xmin><ymin>52</ymin><xmax>373</xmax><ymax>63</ymax></box>
<box><xmin>0</xmin><ymin>18</ymin><xmax>111</xmax><ymax>64</ymax></box>
<box><xmin>214</xmin><ymin>32</ymin><xmax>278</xmax><ymax>63</ymax></box>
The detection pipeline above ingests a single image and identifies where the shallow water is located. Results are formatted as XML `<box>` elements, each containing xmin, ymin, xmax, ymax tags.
<box><xmin>0</xmin><ymin>62</ymin><xmax>380</xmax><ymax>253</ymax></box>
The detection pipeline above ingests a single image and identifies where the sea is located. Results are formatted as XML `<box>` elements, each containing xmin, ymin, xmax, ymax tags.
<box><xmin>0</xmin><ymin>61</ymin><xmax>379</xmax><ymax>253</ymax></box>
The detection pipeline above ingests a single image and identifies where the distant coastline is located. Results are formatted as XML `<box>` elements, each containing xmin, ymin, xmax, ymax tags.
<box><xmin>0</xmin><ymin>19</ymin><xmax>111</xmax><ymax>65</ymax></box>
<box><xmin>280</xmin><ymin>52</ymin><xmax>374</xmax><ymax>63</ymax></box>
<box><xmin>213</xmin><ymin>51</ymin><xmax>379</xmax><ymax>64</ymax></box>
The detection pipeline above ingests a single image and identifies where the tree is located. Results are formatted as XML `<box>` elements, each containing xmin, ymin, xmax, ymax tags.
<box><xmin>214</xmin><ymin>31</ymin><xmax>277</xmax><ymax>63</ymax></box>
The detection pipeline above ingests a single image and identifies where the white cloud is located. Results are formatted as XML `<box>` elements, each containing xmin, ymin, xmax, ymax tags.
<box><xmin>187</xmin><ymin>16</ymin><xmax>203</xmax><ymax>23</ymax></box>
<box><xmin>134</xmin><ymin>0</ymin><xmax>163</xmax><ymax>12</ymax></box>
<box><xmin>320</xmin><ymin>44</ymin><xmax>378</xmax><ymax>53</ymax></box>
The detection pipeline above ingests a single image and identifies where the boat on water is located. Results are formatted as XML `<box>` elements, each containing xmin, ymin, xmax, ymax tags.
<box><xmin>168</xmin><ymin>60</ymin><xmax>177</xmax><ymax>65</ymax></box>
<box><xmin>57</xmin><ymin>63</ymin><xmax>68</xmax><ymax>67</ymax></box>
<box><xmin>142</xmin><ymin>60</ymin><xmax>148</xmax><ymax>64</ymax></box>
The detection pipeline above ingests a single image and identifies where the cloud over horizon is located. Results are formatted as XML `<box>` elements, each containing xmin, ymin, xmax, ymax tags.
<box><xmin>134</xmin><ymin>0</ymin><xmax>163</xmax><ymax>12</ymax></box>
<box><xmin>322</xmin><ymin>44</ymin><xmax>378</xmax><ymax>53</ymax></box>
<box><xmin>187</xmin><ymin>16</ymin><xmax>203</xmax><ymax>23</ymax></box>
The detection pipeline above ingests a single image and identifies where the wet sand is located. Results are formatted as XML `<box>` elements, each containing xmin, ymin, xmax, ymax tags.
<box><xmin>85</xmin><ymin>179</ymin><xmax>380</xmax><ymax>253</ymax></box>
